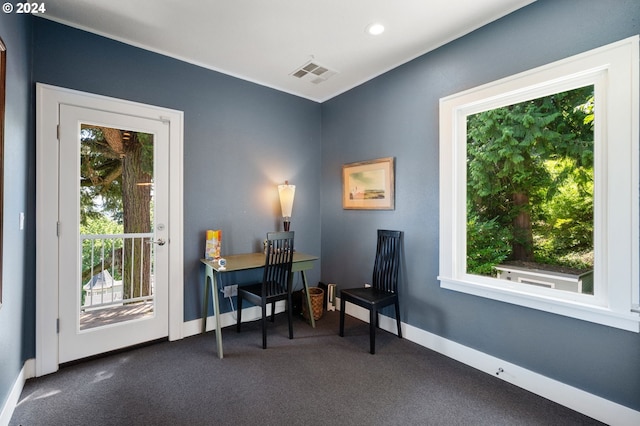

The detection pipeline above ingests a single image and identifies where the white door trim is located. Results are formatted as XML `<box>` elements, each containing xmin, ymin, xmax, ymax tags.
<box><xmin>35</xmin><ymin>83</ymin><xmax>184</xmax><ymax>376</ymax></box>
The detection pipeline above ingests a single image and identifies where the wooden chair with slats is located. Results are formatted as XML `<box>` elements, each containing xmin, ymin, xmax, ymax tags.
<box><xmin>339</xmin><ymin>230</ymin><xmax>402</xmax><ymax>354</ymax></box>
<box><xmin>237</xmin><ymin>231</ymin><xmax>295</xmax><ymax>349</ymax></box>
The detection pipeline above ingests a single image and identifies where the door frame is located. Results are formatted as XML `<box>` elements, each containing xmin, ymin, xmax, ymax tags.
<box><xmin>35</xmin><ymin>83</ymin><xmax>184</xmax><ymax>376</ymax></box>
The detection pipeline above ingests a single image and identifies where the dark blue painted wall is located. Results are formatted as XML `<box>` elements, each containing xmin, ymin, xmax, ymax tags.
<box><xmin>31</xmin><ymin>18</ymin><xmax>322</xmax><ymax>322</ymax></box>
<box><xmin>321</xmin><ymin>0</ymin><xmax>640</xmax><ymax>411</ymax></box>
<box><xmin>0</xmin><ymin>11</ymin><xmax>34</xmax><ymax>412</ymax></box>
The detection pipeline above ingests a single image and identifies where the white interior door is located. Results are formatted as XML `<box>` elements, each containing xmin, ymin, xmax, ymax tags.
<box><xmin>57</xmin><ymin>104</ymin><xmax>170</xmax><ymax>363</ymax></box>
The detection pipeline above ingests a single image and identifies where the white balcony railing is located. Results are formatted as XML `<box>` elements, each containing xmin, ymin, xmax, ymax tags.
<box><xmin>81</xmin><ymin>233</ymin><xmax>155</xmax><ymax>311</ymax></box>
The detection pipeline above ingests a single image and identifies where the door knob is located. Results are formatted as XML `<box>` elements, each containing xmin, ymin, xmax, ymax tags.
<box><xmin>147</xmin><ymin>238</ymin><xmax>166</xmax><ymax>246</ymax></box>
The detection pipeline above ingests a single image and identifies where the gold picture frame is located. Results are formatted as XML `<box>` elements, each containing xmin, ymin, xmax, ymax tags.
<box><xmin>342</xmin><ymin>157</ymin><xmax>395</xmax><ymax>210</ymax></box>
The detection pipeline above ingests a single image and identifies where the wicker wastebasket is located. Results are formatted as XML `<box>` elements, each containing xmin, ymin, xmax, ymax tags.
<box><xmin>302</xmin><ymin>287</ymin><xmax>324</xmax><ymax>321</ymax></box>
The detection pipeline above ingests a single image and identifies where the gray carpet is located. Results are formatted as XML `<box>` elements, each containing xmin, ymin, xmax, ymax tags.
<box><xmin>10</xmin><ymin>311</ymin><xmax>604</xmax><ymax>425</ymax></box>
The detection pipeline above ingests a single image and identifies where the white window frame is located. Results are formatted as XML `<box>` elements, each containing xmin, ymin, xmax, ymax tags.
<box><xmin>439</xmin><ymin>36</ymin><xmax>640</xmax><ymax>332</ymax></box>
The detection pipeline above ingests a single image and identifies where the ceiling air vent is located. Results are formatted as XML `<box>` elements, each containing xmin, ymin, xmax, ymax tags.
<box><xmin>290</xmin><ymin>60</ymin><xmax>337</xmax><ymax>84</ymax></box>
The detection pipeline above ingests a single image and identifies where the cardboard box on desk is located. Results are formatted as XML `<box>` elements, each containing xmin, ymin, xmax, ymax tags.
<box><xmin>204</xmin><ymin>229</ymin><xmax>222</xmax><ymax>260</ymax></box>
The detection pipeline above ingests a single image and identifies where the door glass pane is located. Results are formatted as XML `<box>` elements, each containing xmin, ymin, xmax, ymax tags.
<box><xmin>79</xmin><ymin>124</ymin><xmax>156</xmax><ymax>330</ymax></box>
<box><xmin>466</xmin><ymin>85</ymin><xmax>595</xmax><ymax>295</ymax></box>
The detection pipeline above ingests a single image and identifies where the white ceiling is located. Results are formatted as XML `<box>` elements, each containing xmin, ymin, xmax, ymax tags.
<box><xmin>40</xmin><ymin>0</ymin><xmax>535</xmax><ymax>102</ymax></box>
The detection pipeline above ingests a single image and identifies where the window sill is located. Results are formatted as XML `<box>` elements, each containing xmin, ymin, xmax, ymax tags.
<box><xmin>439</xmin><ymin>276</ymin><xmax>640</xmax><ymax>333</ymax></box>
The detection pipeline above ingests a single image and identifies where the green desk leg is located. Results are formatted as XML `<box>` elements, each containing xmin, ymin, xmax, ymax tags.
<box><xmin>211</xmin><ymin>272</ymin><xmax>224</xmax><ymax>358</ymax></box>
<box><xmin>202</xmin><ymin>264</ymin><xmax>224</xmax><ymax>359</ymax></box>
<box><xmin>201</xmin><ymin>265</ymin><xmax>211</xmax><ymax>334</ymax></box>
<box><xmin>300</xmin><ymin>270</ymin><xmax>315</xmax><ymax>328</ymax></box>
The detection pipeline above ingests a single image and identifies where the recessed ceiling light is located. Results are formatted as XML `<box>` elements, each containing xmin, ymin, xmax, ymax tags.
<box><xmin>366</xmin><ymin>23</ymin><xmax>385</xmax><ymax>36</ymax></box>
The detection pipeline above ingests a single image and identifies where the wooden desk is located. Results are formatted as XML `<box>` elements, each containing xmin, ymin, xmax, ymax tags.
<box><xmin>201</xmin><ymin>252</ymin><xmax>319</xmax><ymax>359</ymax></box>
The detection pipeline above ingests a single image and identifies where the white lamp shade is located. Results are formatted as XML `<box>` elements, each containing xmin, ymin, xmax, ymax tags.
<box><xmin>278</xmin><ymin>183</ymin><xmax>296</xmax><ymax>218</ymax></box>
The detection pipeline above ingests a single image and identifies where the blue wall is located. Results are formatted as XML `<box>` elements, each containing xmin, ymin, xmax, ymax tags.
<box><xmin>31</xmin><ymin>18</ymin><xmax>323</xmax><ymax>322</ymax></box>
<box><xmin>0</xmin><ymin>11</ymin><xmax>34</xmax><ymax>413</ymax></box>
<box><xmin>321</xmin><ymin>0</ymin><xmax>640</xmax><ymax>411</ymax></box>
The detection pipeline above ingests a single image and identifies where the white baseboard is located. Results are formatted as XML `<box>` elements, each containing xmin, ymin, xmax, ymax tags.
<box><xmin>1</xmin><ymin>359</ymin><xmax>35</xmax><ymax>426</ymax></box>
<box><xmin>181</xmin><ymin>300</ymin><xmax>286</xmax><ymax>337</ymax></box>
<box><xmin>342</xmin><ymin>300</ymin><xmax>640</xmax><ymax>426</ymax></box>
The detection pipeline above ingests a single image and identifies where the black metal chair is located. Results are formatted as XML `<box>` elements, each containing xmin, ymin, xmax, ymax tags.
<box><xmin>339</xmin><ymin>230</ymin><xmax>402</xmax><ymax>354</ymax></box>
<box><xmin>237</xmin><ymin>231</ymin><xmax>295</xmax><ymax>349</ymax></box>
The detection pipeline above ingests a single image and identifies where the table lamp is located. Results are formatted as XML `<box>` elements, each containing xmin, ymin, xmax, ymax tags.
<box><xmin>278</xmin><ymin>181</ymin><xmax>295</xmax><ymax>231</ymax></box>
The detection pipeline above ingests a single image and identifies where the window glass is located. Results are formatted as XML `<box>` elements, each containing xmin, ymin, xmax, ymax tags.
<box><xmin>466</xmin><ymin>86</ymin><xmax>594</xmax><ymax>296</ymax></box>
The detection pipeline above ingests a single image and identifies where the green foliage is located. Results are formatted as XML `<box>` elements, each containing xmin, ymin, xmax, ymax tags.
<box><xmin>466</xmin><ymin>214</ymin><xmax>513</xmax><ymax>276</ymax></box>
<box><xmin>466</xmin><ymin>86</ymin><xmax>594</xmax><ymax>274</ymax></box>
<box><xmin>80</xmin><ymin>127</ymin><xmax>124</xmax><ymax>224</ymax></box>
<box><xmin>575</xmin><ymin>95</ymin><xmax>594</xmax><ymax>127</ymax></box>
<box><xmin>80</xmin><ymin>215</ymin><xmax>124</xmax><ymax>280</ymax></box>
<box><xmin>80</xmin><ymin>127</ymin><xmax>154</xmax><ymax>225</ymax></box>
<box><xmin>533</xmin><ymin>159</ymin><xmax>593</xmax><ymax>269</ymax></box>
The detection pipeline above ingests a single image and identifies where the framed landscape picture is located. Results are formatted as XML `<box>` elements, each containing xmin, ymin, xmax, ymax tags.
<box><xmin>342</xmin><ymin>157</ymin><xmax>395</xmax><ymax>210</ymax></box>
